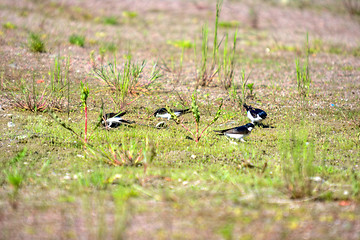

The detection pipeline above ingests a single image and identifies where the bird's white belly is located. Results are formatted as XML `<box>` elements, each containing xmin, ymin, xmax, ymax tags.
<box><xmin>105</xmin><ymin>117</ymin><xmax>122</xmax><ymax>126</ymax></box>
<box><xmin>225</xmin><ymin>133</ymin><xmax>247</xmax><ymax>140</ymax></box>
<box><xmin>247</xmin><ymin>112</ymin><xmax>262</xmax><ymax>123</ymax></box>
<box><xmin>157</xmin><ymin>113</ymin><xmax>172</xmax><ymax>120</ymax></box>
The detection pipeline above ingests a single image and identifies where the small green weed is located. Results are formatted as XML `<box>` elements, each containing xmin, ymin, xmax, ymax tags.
<box><xmin>49</xmin><ymin>56</ymin><xmax>70</xmax><ymax>112</ymax></box>
<box><xmin>169</xmin><ymin>92</ymin><xmax>223</xmax><ymax>142</ymax></box>
<box><xmin>220</xmin><ymin>31</ymin><xmax>238</xmax><ymax>89</ymax></box>
<box><xmin>9</xmin><ymin>74</ymin><xmax>49</xmax><ymax>112</ymax></box>
<box><xmin>122</xmin><ymin>11</ymin><xmax>138</xmax><ymax>19</ymax></box>
<box><xmin>228</xmin><ymin>70</ymin><xmax>251</xmax><ymax>108</ymax></box>
<box><xmin>5</xmin><ymin>148</ymin><xmax>27</xmax><ymax>209</ymax></box>
<box><xmin>69</xmin><ymin>34</ymin><xmax>85</xmax><ymax>47</ymax></box>
<box><xmin>279</xmin><ymin>129</ymin><xmax>316</xmax><ymax>199</ymax></box>
<box><xmin>102</xmin><ymin>16</ymin><xmax>118</xmax><ymax>25</ymax></box>
<box><xmin>93</xmin><ymin>56</ymin><xmax>161</xmax><ymax>108</ymax></box>
<box><xmin>2</xmin><ymin>21</ymin><xmax>16</xmax><ymax>29</ymax></box>
<box><xmin>218</xmin><ymin>21</ymin><xmax>240</xmax><ymax>28</ymax></box>
<box><xmin>295</xmin><ymin>33</ymin><xmax>311</xmax><ymax>97</ymax></box>
<box><xmin>88</xmin><ymin>137</ymin><xmax>155</xmax><ymax>169</ymax></box>
<box><xmin>28</xmin><ymin>32</ymin><xmax>46</xmax><ymax>53</ymax></box>
<box><xmin>196</xmin><ymin>24</ymin><xmax>218</xmax><ymax>87</ymax></box>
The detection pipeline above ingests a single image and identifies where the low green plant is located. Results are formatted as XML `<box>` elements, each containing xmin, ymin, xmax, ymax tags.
<box><xmin>102</xmin><ymin>16</ymin><xmax>118</xmax><ymax>25</ymax></box>
<box><xmin>69</xmin><ymin>34</ymin><xmax>85</xmax><ymax>47</ymax></box>
<box><xmin>351</xmin><ymin>170</ymin><xmax>360</xmax><ymax>200</ymax></box>
<box><xmin>5</xmin><ymin>148</ymin><xmax>27</xmax><ymax>209</ymax></box>
<box><xmin>93</xmin><ymin>56</ymin><xmax>161</xmax><ymax>108</ymax></box>
<box><xmin>218</xmin><ymin>21</ymin><xmax>240</xmax><ymax>28</ymax></box>
<box><xmin>49</xmin><ymin>56</ymin><xmax>71</xmax><ymax>112</ymax></box>
<box><xmin>2</xmin><ymin>22</ymin><xmax>16</xmax><ymax>29</ymax></box>
<box><xmin>99</xmin><ymin>42</ymin><xmax>117</xmax><ymax>57</ymax></box>
<box><xmin>169</xmin><ymin>92</ymin><xmax>223</xmax><ymax>142</ymax></box>
<box><xmin>196</xmin><ymin>24</ymin><xmax>218</xmax><ymax>87</ymax></box>
<box><xmin>167</xmin><ymin>39</ymin><xmax>194</xmax><ymax>78</ymax></box>
<box><xmin>228</xmin><ymin>70</ymin><xmax>251</xmax><ymax>108</ymax></box>
<box><xmin>220</xmin><ymin>31</ymin><xmax>238</xmax><ymax>89</ymax></box>
<box><xmin>81</xmin><ymin>82</ymin><xmax>90</xmax><ymax>145</ymax></box>
<box><xmin>246</xmin><ymin>83</ymin><xmax>255</xmax><ymax>98</ymax></box>
<box><xmin>88</xmin><ymin>137</ymin><xmax>155</xmax><ymax>170</ymax></box>
<box><xmin>279</xmin><ymin>129</ymin><xmax>316</xmax><ymax>199</ymax></box>
<box><xmin>122</xmin><ymin>11</ymin><xmax>138</xmax><ymax>19</ymax></box>
<box><xmin>49</xmin><ymin>83</ymin><xmax>102</xmax><ymax>146</ymax></box>
<box><xmin>9</xmin><ymin>74</ymin><xmax>49</xmax><ymax>112</ymax></box>
<box><xmin>28</xmin><ymin>32</ymin><xmax>46</xmax><ymax>53</ymax></box>
<box><xmin>295</xmin><ymin>33</ymin><xmax>311</xmax><ymax>97</ymax></box>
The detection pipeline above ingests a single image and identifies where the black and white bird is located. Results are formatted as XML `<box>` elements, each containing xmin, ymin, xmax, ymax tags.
<box><xmin>153</xmin><ymin>108</ymin><xmax>190</xmax><ymax>120</ymax></box>
<box><xmin>243</xmin><ymin>103</ymin><xmax>267</xmax><ymax>125</ymax></box>
<box><xmin>102</xmin><ymin>112</ymin><xmax>134</xmax><ymax>128</ymax></box>
<box><xmin>214</xmin><ymin>123</ymin><xmax>255</xmax><ymax>142</ymax></box>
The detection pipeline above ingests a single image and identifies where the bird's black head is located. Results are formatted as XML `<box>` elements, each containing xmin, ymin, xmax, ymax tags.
<box><xmin>243</xmin><ymin>103</ymin><xmax>252</xmax><ymax>111</ymax></box>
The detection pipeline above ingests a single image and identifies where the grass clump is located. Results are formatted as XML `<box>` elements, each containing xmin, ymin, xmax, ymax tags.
<box><xmin>69</xmin><ymin>34</ymin><xmax>85</xmax><ymax>47</ymax></box>
<box><xmin>295</xmin><ymin>33</ymin><xmax>311</xmax><ymax>97</ymax></box>
<box><xmin>49</xmin><ymin>56</ymin><xmax>71</xmax><ymax>112</ymax></box>
<box><xmin>28</xmin><ymin>32</ymin><xmax>46</xmax><ymax>53</ymax></box>
<box><xmin>9</xmin><ymin>75</ymin><xmax>49</xmax><ymax>112</ymax></box>
<box><xmin>93</xmin><ymin>56</ymin><xmax>161</xmax><ymax>108</ymax></box>
<box><xmin>88</xmin><ymin>137</ymin><xmax>155</xmax><ymax>169</ymax></box>
<box><xmin>218</xmin><ymin>20</ymin><xmax>240</xmax><ymax>28</ymax></box>
<box><xmin>122</xmin><ymin>11</ymin><xmax>138</xmax><ymax>19</ymax></box>
<box><xmin>169</xmin><ymin>92</ymin><xmax>223</xmax><ymax>142</ymax></box>
<box><xmin>220</xmin><ymin>31</ymin><xmax>238</xmax><ymax>89</ymax></box>
<box><xmin>2</xmin><ymin>21</ymin><xmax>16</xmax><ymax>30</ymax></box>
<box><xmin>279</xmin><ymin>129</ymin><xmax>316</xmax><ymax>199</ymax></box>
<box><xmin>103</xmin><ymin>16</ymin><xmax>118</xmax><ymax>25</ymax></box>
<box><xmin>228</xmin><ymin>70</ymin><xmax>252</xmax><ymax>108</ymax></box>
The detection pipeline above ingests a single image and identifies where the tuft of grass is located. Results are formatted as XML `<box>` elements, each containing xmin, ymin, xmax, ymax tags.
<box><xmin>279</xmin><ymin>129</ymin><xmax>316</xmax><ymax>199</ymax></box>
<box><xmin>49</xmin><ymin>56</ymin><xmax>71</xmax><ymax>112</ymax></box>
<box><xmin>220</xmin><ymin>31</ymin><xmax>238</xmax><ymax>89</ymax></box>
<box><xmin>169</xmin><ymin>92</ymin><xmax>223</xmax><ymax>142</ymax></box>
<box><xmin>228</xmin><ymin>70</ymin><xmax>252</xmax><ymax>108</ymax></box>
<box><xmin>69</xmin><ymin>34</ymin><xmax>85</xmax><ymax>47</ymax></box>
<box><xmin>28</xmin><ymin>32</ymin><xmax>46</xmax><ymax>53</ymax></box>
<box><xmin>88</xmin><ymin>137</ymin><xmax>155</xmax><ymax>170</ymax></box>
<box><xmin>218</xmin><ymin>21</ymin><xmax>240</xmax><ymax>28</ymax></box>
<box><xmin>122</xmin><ymin>11</ymin><xmax>138</xmax><ymax>19</ymax></box>
<box><xmin>5</xmin><ymin>148</ymin><xmax>27</xmax><ymax>209</ymax></box>
<box><xmin>295</xmin><ymin>33</ymin><xmax>311</xmax><ymax>97</ymax></box>
<box><xmin>99</xmin><ymin>42</ymin><xmax>117</xmax><ymax>55</ymax></box>
<box><xmin>93</xmin><ymin>56</ymin><xmax>161</xmax><ymax>108</ymax></box>
<box><xmin>196</xmin><ymin>24</ymin><xmax>218</xmax><ymax>87</ymax></box>
<box><xmin>9</xmin><ymin>74</ymin><xmax>49</xmax><ymax>112</ymax></box>
<box><xmin>102</xmin><ymin>16</ymin><xmax>118</xmax><ymax>25</ymax></box>
<box><xmin>2</xmin><ymin>21</ymin><xmax>17</xmax><ymax>30</ymax></box>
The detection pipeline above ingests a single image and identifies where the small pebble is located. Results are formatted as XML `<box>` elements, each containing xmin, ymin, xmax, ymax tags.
<box><xmin>7</xmin><ymin>122</ymin><xmax>15</xmax><ymax>127</ymax></box>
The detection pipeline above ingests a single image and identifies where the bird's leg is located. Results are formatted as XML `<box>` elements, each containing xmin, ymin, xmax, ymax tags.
<box><xmin>240</xmin><ymin>138</ymin><xmax>246</xmax><ymax>143</ymax></box>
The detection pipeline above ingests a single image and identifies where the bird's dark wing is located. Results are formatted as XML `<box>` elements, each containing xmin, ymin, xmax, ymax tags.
<box><xmin>257</xmin><ymin>110</ymin><xmax>267</xmax><ymax>119</ymax></box>
<box><xmin>154</xmin><ymin>108</ymin><xmax>167</xmax><ymax>115</ymax></box>
<box><xmin>119</xmin><ymin>119</ymin><xmax>135</xmax><ymax>124</ymax></box>
<box><xmin>249</xmin><ymin>109</ymin><xmax>258</xmax><ymax>118</ymax></box>
<box><xmin>214</xmin><ymin>125</ymin><xmax>249</xmax><ymax>134</ymax></box>
<box><xmin>227</xmin><ymin>126</ymin><xmax>250</xmax><ymax>135</ymax></box>
<box><xmin>105</xmin><ymin>112</ymin><xmax>127</xmax><ymax>119</ymax></box>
